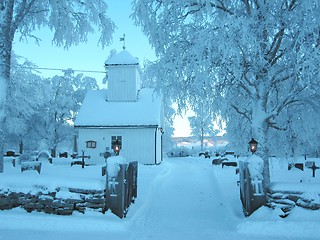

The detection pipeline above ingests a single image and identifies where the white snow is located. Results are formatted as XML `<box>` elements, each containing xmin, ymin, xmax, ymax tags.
<box><xmin>107</xmin><ymin>156</ymin><xmax>128</xmax><ymax>177</ymax></box>
<box><xmin>0</xmin><ymin>157</ymin><xmax>320</xmax><ymax>240</ymax></box>
<box><xmin>105</xmin><ymin>50</ymin><xmax>140</xmax><ymax>66</ymax></box>
<box><xmin>245</xmin><ymin>154</ymin><xmax>264</xmax><ymax>179</ymax></box>
<box><xmin>74</xmin><ymin>88</ymin><xmax>162</xmax><ymax>127</ymax></box>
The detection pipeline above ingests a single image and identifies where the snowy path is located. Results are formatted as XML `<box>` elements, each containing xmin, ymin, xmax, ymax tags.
<box><xmin>129</xmin><ymin>158</ymin><xmax>241</xmax><ymax>240</ymax></box>
<box><xmin>0</xmin><ymin>157</ymin><xmax>320</xmax><ymax>240</ymax></box>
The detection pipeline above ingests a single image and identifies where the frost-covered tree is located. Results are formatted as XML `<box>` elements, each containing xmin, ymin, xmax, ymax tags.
<box><xmin>5</xmin><ymin>63</ymin><xmax>98</xmax><ymax>153</ymax></box>
<box><xmin>0</xmin><ymin>0</ymin><xmax>115</xmax><ymax>172</ymax></box>
<box><xmin>5</xmin><ymin>56</ymin><xmax>47</xmax><ymax>152</ymax></box>
<box><xmin>132</xmin><ymin>0</ymin><xmax>320</xmax><ymax>185</ymax></box>
<box><xmin>142</xmin><ymin>60</ymin><xmax>176</xmax><ymax>153</ymax></box>
<box><xmin>44</xmin><ymin>69</ymin><xmax>98</xmax><ymax>153</ymax></box>
<box><xmin>188</xmin><ymin>103</ymin><xmax>215</xmax><ymax>151</ymax></box>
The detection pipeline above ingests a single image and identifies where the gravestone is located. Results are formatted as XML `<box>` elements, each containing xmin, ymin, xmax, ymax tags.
<box><xmin>21</xmin><ymin>162</ymin><xmax>42</xmax><ymax>174</ymax></box>
<box><xmin>37</xmin><ymin>151</ymin><xmax>52</xmax><ymax>164</ymax></box>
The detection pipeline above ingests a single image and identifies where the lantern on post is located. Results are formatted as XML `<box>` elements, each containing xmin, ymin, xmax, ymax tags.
<box><xmin>113</xmin><ymin>139</ymin><xmax>121</xmax><ymax>156</ymax></box>
<box><xmin>249</xmin><ymin>138</ymin><xmax>258</xmax><ymax>154</ymax></box>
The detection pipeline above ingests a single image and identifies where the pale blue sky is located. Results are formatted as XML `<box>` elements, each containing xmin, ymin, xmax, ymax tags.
<box><xmin>12</xmin><ymin>1</ymin><xmax>191</xmax><ymax>137</ymax></box>
<box><xmin>13</xmin><ymin>1</ymin><xmax>155</xmax><ymax>84</ymax></box>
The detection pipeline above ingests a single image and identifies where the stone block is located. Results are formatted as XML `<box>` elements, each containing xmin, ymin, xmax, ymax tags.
<box><xmin>69</xmin><ymin>188</ymin><xmax>103</xmax><ymax>195</ymax></box>
<box><xmin>65</xmin><ymin>198</ymin><xmax>85</xmax><ymax>205</ymax></box>
<box><xmin>23</xmin><ymin>202</ymin><xmax>44</xmax><ymax>212</ymax></box>
<box><xmin>85</xmin><ymin>202</ymin><xmax>104</xmax><ymax>209</ymax></box>
<box><xmin>55</xmin><ymin>208</ymin><xmax>74</xmax><ymax>216</ymax></box>
<box><xmin>296</xmin><ymin>199</ymin><xmax>320</xmax><ymax>210</ymax></box>
<box><xmin>50</xmin><ymin>200</ymin><xmax>69</xmax><ymax>208</ymax></box>
<box><xmin>38</xmin><ymin>195</ymin><xmax>55</xmax><ymax>206</ymax></box>
<box><xmin>287</xmin><ymin>194</ymin><xmax>300</xmax><ymax>203</ymax></box>
<box><xmin>74</xmin><ymin>205</ymin><xmax>86</xmax><ymax>214</ymax></box>
<box><xmin>85</xmin><ymin>198</ymin><xmax>105</xmax><ymax>204</ymax></box>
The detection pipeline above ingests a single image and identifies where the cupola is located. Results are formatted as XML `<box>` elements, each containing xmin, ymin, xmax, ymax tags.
<box><xmin>104</xmin><ymin>50</ymin><xmax>142</xmax><ymax>102</ymax></box>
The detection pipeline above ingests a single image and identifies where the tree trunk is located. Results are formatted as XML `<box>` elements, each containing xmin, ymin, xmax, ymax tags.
<box><xmin>251</xmin><ymin>100</ymin><xmax>271</xmax><ymax>188</ymax></box>
<box><xmin>0</xmin><ymin>1</ymin><xmax>15</xmax><ymax>172</ymax></box>
<box><xmin>200</xmin><ymin>127</ymin><xmax>204</xmax><ymax>151</ymax></box>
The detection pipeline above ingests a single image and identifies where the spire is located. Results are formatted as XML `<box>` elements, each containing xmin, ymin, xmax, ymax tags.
<box><xmin>120</xmin><ymin>34</ymin><xmax>126</xmax><ymax>50</ymax></box>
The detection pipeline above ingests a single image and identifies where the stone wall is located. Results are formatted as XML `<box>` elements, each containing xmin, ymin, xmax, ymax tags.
<box><xmin>267</xmin><ymin>190</ymin><xmax>320</xmax><ymax>215</ymax></box>
<box><xmin>0</xmin><ymin>187</ymin><xmax>105</xmax><ymax>215</ymax></box>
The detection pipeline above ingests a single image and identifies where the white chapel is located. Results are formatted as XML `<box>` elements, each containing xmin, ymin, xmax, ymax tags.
<box><xmin>74</xmin><ymin>49</ymin><xmax>164</xmax><ymax>165</ymax></box>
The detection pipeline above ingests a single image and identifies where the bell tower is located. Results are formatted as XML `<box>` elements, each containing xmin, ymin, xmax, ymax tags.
<box><xmin>104</xmin><ymin>50</ymin><xmax>142</xmax><ymax>102</ymax></box>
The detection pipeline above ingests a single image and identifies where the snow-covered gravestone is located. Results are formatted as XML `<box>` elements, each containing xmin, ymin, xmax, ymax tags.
<box><xmin>105</xmin><ymin>156</ymin><xmax>138</xmax><ymax>218</ymax></box>
<box><xmin>239</xmin><ymin>154</ymin><xmax>266</xmax><ymax>216</ymax></box>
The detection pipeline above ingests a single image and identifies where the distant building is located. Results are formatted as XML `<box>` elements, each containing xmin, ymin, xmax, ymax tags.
<box><xmin>74</xmin><ymin>50</ymin><xmax>164</xmax><ymax>165</ymax></box>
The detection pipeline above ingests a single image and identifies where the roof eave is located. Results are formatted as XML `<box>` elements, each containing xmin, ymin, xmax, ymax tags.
<box><xmin>74</xmin><ymin>124</ymin><xmax>160</xmax><ymax>129</ymax></box>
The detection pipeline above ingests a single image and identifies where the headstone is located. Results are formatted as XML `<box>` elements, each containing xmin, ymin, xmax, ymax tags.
<box><xmin>6</xmin><ymin>151</ymin><xmax>15</xmax><ymax>157</ymax></box>
<box><xmin>59</xmin><ymin>152</ymin><xmax>68</xmax><ymax>158</ymax></box>
<box><xmin>21</xmin><ymin>162</ymin><xmax>42</xmax><ymax>174</ymax></box>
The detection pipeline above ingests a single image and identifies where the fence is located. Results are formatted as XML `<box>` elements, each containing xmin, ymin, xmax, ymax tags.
<box><xmin>105</xmin><ymin>161</ymin><xmax>138</xmax><ymax>218</ymax></box>
<box><xmin>239</xmin><ymin>160</ymin><xmax>266</xmax><ymax>216</ymax></box>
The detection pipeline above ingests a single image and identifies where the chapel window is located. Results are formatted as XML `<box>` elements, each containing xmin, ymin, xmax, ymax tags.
<box><xmin>111</xmin><ymin>136</ymin><xmax>122</xmax><ymax>151</ymax></box>
<box><xmin>86</xmin><ymin>140</ymin><xmax>97</xmax><ymax>149</ymax></box>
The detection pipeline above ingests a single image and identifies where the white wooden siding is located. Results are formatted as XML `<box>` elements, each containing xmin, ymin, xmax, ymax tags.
<box><xmin>107</xmin><ymin>66</ymin><xmax>140</xmax><ymax>102</ymax></box>
<box><xmin>77</xmin><ymin>127</ymin><xmax>161</xmax><ymax>165</ymax></box>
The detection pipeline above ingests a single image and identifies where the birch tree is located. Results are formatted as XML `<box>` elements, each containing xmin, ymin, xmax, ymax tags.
<box><xmin>45</xmin><ymin>69</ymin><xmax>98</xmax><ymax>153</ymax></box>
<box><xmin>0</xmin><ymin>0</ymin><xmax>115</xmax><ymax>172</ymax></box>
<box><xmin>189</xmin><ymin>102</ymin><xmax>215</xmax><ymax>151</ymax></box>
<box><xmin>5</xmin><ymin>57</ymin><xmax>47</xmax><ymax>152</ymax></box>
<box><xmin>132</xmin><ymin>0</ymin><xmax>320</xmax><ymax>185</ymax></box>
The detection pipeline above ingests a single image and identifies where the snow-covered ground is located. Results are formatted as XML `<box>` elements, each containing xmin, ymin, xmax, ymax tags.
<box><xmin>0</xmin><ymin>156</ymin><xmax>320</xmax><ymax>240</ymax></box>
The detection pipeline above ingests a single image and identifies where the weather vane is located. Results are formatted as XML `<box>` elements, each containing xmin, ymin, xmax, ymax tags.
<box><xmin>120</xmin><ymin>34</ymin><xmax>126</xmax><ymax>50</ymax></box>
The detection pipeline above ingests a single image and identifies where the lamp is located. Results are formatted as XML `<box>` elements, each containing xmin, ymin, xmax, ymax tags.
<box><xmin>249</xmin><ymin>138</ymin><xmax>258</xmax><ymax>154</ymax></box>
<box><xmin>113</xmin><ymin>139</ymin><xmax>120</xmax><ymax>156</ymax></box>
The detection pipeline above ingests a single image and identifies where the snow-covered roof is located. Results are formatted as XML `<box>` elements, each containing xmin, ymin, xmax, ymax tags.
<box><xmin>105</xmin><ymin>50</ymin><xmax>139</xmax><ymax>66</ymax></box>
<box><xmin>74</xmin><ymin>88</ymin><xmax>162</xmax><ymax>127</ymax></box>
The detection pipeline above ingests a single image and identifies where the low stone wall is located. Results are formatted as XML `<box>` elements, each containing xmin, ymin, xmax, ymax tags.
<box><xmin>0</xmin><ymin>187</ymin><xmax>105</xmax><ymax>215</ymax></box>
<box><xmin>267</xmin><ymin>190</ymin><xmax>320</xmax><ymax>214</ymax></box>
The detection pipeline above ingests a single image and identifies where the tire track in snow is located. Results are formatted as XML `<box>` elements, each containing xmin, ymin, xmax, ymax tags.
<box><xmin>128</xmin><ymin>161</ymin><xmax>173</xmax><ymax>240</ymax></box>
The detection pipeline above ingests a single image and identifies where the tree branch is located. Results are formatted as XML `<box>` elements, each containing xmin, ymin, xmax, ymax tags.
<box><xmin>209</xmin><ymin>1</ymin><xmax>234</xmax><ymax>15</ymax></box>
<box><xmin>266</xmin><ymin>118</ymin><xmax>287</xmax><ymax>131</ymax></box>
<box><xmin>12</xmin><ymin>0</ymin><xmax>37</xmax><ymax>34</ymax></box>
<box><xmin>266</xmin><ymin>28</ymin><xmax>285</xmax><ymax>64</ymax></box>
<box><xmin>231</xmin><ymin>104</ymin><xmax>251</xmax><ymax>121</ymax></box>
<box><xmin>241</xmin><ymin>0</ymin><xmax>251</xmax><ymax>15</ymax></box>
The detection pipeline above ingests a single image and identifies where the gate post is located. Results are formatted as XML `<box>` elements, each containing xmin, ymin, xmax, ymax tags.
<box><xmin>105</xmin><ymin>156</ymin><xmax>138</xmax><ymax>218</ymax></box>
<box><xmin>239</xmin><ymin>155</ymin><xmax>266</xmax><ymax>216</ymax></box>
